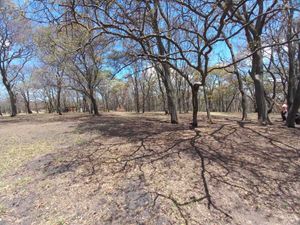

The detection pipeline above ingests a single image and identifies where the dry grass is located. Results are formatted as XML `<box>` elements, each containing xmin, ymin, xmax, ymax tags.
<box><xmin>0</xmin><ymin>112</ymin><xmax>299</xmax><ymax>225</ymax></box>
<box><xmin>0</xmin><ymin>142</ymin><xmax>52</xmax><ymax>177</ymax></box>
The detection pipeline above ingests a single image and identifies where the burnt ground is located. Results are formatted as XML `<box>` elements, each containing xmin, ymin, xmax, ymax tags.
<box><xmin>0</xmin><ymin>112</ymin><xmax>299</xmax><ymax>225</ymax></box>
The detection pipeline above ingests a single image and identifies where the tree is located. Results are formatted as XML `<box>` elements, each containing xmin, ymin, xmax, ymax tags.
<box><xmin>53</xmin><ymin>0</ymin><xmax>179</xmax><ymax>123</ymax></box>
<box><xmin>285</xmin><ymin>0</ymin><xmax>298</xmax><ymax>110</ymax></box>
<box><xmin>286</xmin><ymin>77</ymin><xmax>300</xmax><ymax>127</ymax></box>
<box><xmin>0</xmin><ymin>3</ymin><xmax>32</xmax><ymax>116</ymax></box>
<box><xmin>17</xmin><ymin>69</ymin><xmax>33</xmax><ymax>114</ymax></box>
<box><xmin>66</xmin><ymin>40</ymin><xmax>107</xmax><ymax>116</ymax></box>
<box><xmin>227</xmin><ymin>0</ymin><xmax>281</xmax><ymax>125</ymax></box>
<box><xmin>223</xmin><ymin>35</ymin><xmax>248</xmax><ymax>120</ymax></box>
<box><xmin>34</xmin><ymin>27</ymin><xmax>68</xmax><ymax>115</ymax></box>
<box><xmin>286</xmin><ymin>26</ymin><xmax>300</xmax><ymax>127</ymax></box>
<box><xmin>23</xmin><ymin>0</ymin><xmax>300</xmax><ymax>128</ymax></box>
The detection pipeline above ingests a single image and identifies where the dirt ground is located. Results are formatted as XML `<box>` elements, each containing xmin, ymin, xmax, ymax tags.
<box><xmin>0</xmin><ymin>112</ymin><xmax>299</xmax><ymax>225</ymax></box>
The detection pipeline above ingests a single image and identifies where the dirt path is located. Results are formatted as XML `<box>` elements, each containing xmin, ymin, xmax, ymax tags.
<box><xmin>0</xmin><ymin>113</ymin><xmax>299</xmax><ymax>225</ymax></box>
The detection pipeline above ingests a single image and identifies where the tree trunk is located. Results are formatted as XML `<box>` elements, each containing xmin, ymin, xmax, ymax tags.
<box><xmin>177</xmin><ymin>93</ymin><xmax>182</xmax><ymax>114</ymax></box>
<box><xmin>25</xmin><ymin>100</ymin><xmax>32</xmax><ymax>114</ymax></box>
<box><xmin>191</xmin><ymin>84</ymin><xmax>200</xmax><ymax>127</ymax></box>
<box><xmin>157</xmin><ymin>70</ymin><xmax>168</xmax><ymax>114</ymax></box>
<box><xmin>1</xmin><ymin>70</ymin><xmax>17</xmax><ymax>116</ymax></box>
<box><xmin>225</xmin><ymin>92</ymin><xmax>237</xmax><ymax>112</ymax></box>
<box><xmin>104</xmin><ymin>94</ymin><xmax>110</xmax><ymax>112</ymax></box>
<box><xmin>224</xmin><ymin>36</ymin><xmax>248</xmax><ymax>120</ymax></box>
<box><xmin>22</xmin><ymin>90</ymin><xmax>32</xmax><ymax>114</ymax></box>
<box><xmin>75</xmin><ymin>91</ymin><xmax>80</xmax><ymax>112</ymax></box>
<box><xmin>185</xmin><ymin>86</ymin><xmax>190</xmax><ymax>113</ymax></box>
<box><xmin>251</xmin><ymin>50</ymin><xmax>270</xmax><ymax>125</ymax></box>
<box><xmin>26</xmin><ymin>90</ymin><xmax>32</xmax><ymax>114</ymax></box>
<box><xmin>176</xmin><ymin>76</ymin><xmax>182</xmax><ymax>114</ymax></box>
<box><xmin>90</xmin><ymin>91</ymin><xmax>99</xmax><ymax>115</ymax></box>
<box><xmin>287</xmin><ymin>45</ymin><xmax>296</xmax><ymax>109</ymax></box>
<box><xmin>82</xmin><ymin>95</ymin><xmax>89</xmax><ymax>112</ymax></box>
<box><xmin>203</xmin><ymin>84</ymin><xmax>212</xmax><ymax>123</ymax></box>
<box><xmin>182</xmin><ymin>89</ymin><xmax>186</xmax><ymax>113</ymax></box>
<box><xmin>146</xmin><ymin>86</ymin><xmax>151</xmax><ymax>111</ymax></box>
<box><xmin>240</xmin><ymin>91</ymin><xmax>248</xmax><ymax>121</ymax></box>
<box><xmin>287</xmin><ymin>35</ymin><xmax>300</xmax><ymax>127</ymax></box>
<box><xmin>236</xmin><ymin>72</ymin><xmax>248</xmax><ymax>120</ymax></box>
<box><xmin>35</xmin><ymin>101</ymin><xmax>39</xmax><ymax>113</ymax></box>
<box><xmin>46</xmin><ymin>91</ymin><xmax>54</xmax><ymax>113</ymax></box>
<box><xmin>286</xmin><ymin>77</ymin><xmax>300</xmax><ymax>127</ymax></box>
<box><xmin>142</xmin><ymin>85</ymin><xmax>145</xmax><ymax>113</ymax></box>
<box><xmin>48</xmin><ymin>101</ymin><xmax>54</xmax><ymax>113</ymax></box>
<box><xmin>8</xmin><ymin>89</ymin><xmax>17</xmax><ymax>117</ymax></box>
<box><xmin>134</xmin><ymin>75</ymin><xmax>140</xmax><ymax>113</ymax></box>
<box><xmin>149</xmin><ymin>8</ymin><xmax>178</xmax><ymax>123</ymax></box>
<box><xmin>160</xmin><ymin>64</ymin><xmax>178</xmax><ymax>123</ymax></box>
<box><xmin>286</xmin><ymin>1</ymin><xmax>296</xmax><ymax>109</ymax></box>
<box><xmin>57</xmin><ymin>86</ymin><xmax>62</xmax><ymax>115</ymax></box>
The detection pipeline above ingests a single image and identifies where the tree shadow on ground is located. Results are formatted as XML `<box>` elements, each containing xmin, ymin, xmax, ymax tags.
<box><xmin>75</xmin><ymin>114</ymin><xmax>189</xmax><ymax>141</ymax></box>
<box><xmin>14</xmin><ymin>113</ymin><xmax>300</xmax><ymax>224</ymax></box>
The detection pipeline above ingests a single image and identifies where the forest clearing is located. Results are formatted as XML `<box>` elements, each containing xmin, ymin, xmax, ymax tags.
<box><xmin>1</xmin><ymin>0</ymin><xmax>300</xmax><ymax>224</ymax></box>
<box><xmin>0</xmin><ymin>112</ymin><xmax>299</xmax><ymax>225</ymax></box>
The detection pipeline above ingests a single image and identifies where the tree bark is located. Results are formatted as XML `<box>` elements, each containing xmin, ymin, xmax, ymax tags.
<box><xmin>185</xmin><ymin>86</ymin><xmax>190</xmax><ymax>113</ymax></box>
<box><xmin>133</xmin><ymin>75</ymin><xmax>140</xmax><ymax>113</ymax></box>
<box><xmin>104</xmin><ymin>94</ymin><xmax>110</xmax><ymax>112</ymax></box>
<box><xmin>286</xmin><ymin>35</ymin><xmax>300</xmax><ymax>127</ymax></box>
<box><xmin>35</xmin><ymin>101</ymin><xmax>39</xmax><ymax>113</ymax></box>
<box><xmin>191</xmin><ymin>84</ymin><xmax>200</xmax><ymax>127</ymax></box>
<box><xmin>286</xmin><ymin>77</ymin><xmax>300</xmax><ymax>127</ymax></box>
<box><xmin>160</xmin><ymin>65</ymin><xmax>178</xmax><ymax>123</ymax></box>
<box><xmin>25</xmin><ymin>100</ymin><xmax>32</xmax><ymax>114</ymax></box>
<box><xmin>231</xmin><ymin>70</ymin><xmax>248</xmax><ymax>119</ymax></box>
<box><xmin>240</xmin><ymin>86</ymin><xmax>248</xmax><ymax>121</ymax></box>
<box><xmin>21</xmin><ymin>90</ymin><xmax>32</xmax><ymax>114</ymax></box>
<box><xmin>176</xmin><ymin>76</ymin><xmax>182</xmax><ymax>114</ymax></box>
<box><xmin>157</xmin><ymin>72</ymin><xmax>168</xmax><ymax>114</ymax></box>
<box><xmin>82</xmin><ymin>95</ymin><xmax>88</xmax><ymax>112</ymax></box>
<box><xmin>148</xmin><ymin>4</ymin><xmax>178</xmax><ymax>124</ymax></box>
<box><xmin>251</xmin><ymin>49</ymin><xmax>270</xmax><ymax>125</ymax></box>
<box><xmin>141</xmin><ymin>82</ymin><xmax>145</xmax><ymax>113</ymax></box>
<box><xmin>57</xmin><ymin>85</ymin><xmax>62</xmax><ymax>115</ymax></box>
<box><xmin>1</xmin><ymin>69</ymin><xmax>17</xmax><ymax>116</ymax></box>
<box><xmin>26</xmin><ymin>90</ymin><xmax>33</xmax><ymax>114</ymax></box>
<box><xmin>203</xmin><ymin>84</ymin><xmax>212</xmax><ymax>123</ymax></box>
<box><xmin>8</xmin><ymin>89</ymin><xmax>17</xmax><ymax>117</ymax></box>
<box><xmin>90</xmin><ymin>91</ymin><xmax>99</xmax><ymax>115</ymax></box>
<box><xmin>286</xmin><ymin>0</ymin><xmax>296</xmax><ymax>109</ymax></box>
<box><xmin>46</xmin><ymin>90</ymin><xmax>55</xmax><ymax>113</ymax></box>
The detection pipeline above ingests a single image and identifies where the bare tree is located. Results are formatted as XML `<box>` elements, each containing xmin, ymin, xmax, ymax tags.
<box><xmin>17</xmin><ymin>69</ymin><xmax>33</xmax><ymax>114</ymax></box>
<box><xmin>227</xmin><ymin>0</ymin><xmax>282</xmax><ymax>125</ymax></box>
<box><xmin>223</xmin><ymin>35</ymin><xmax>248</xmax><ymax>120</ymax></box>
<box><xmin>286</xmin><ymin>24</ymin><xmax>300</xmax><ymax>127</ymax></box>
<box><xmin>0</xmin><ymin>4</ymin><xmax>32</xmax><ymax>116</ymax></box>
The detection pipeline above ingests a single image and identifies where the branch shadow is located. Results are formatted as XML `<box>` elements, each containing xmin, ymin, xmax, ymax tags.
<box><xmin>21</xmin><ymin>114</ymin><xmax>300</xmax><ymax>224</ymax></box>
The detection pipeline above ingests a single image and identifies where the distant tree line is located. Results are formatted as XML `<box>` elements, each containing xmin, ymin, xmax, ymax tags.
<box><xmin>0</xmin><ymin>0</ymin><xmax>299</xmax><ymax>127</ymax></box>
